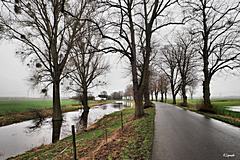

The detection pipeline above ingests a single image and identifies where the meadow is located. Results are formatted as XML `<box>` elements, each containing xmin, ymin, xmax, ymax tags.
<box><xmin>167</xmin><ymin>98</ymin><xmax>240</xmax><ymax>126</ymax></box>
<box><xmin>167</xmin><ymin>98</ymin><xmax>240</xmax><ymax>111</ymax></box>
<box><xmin>186</xmin><ymin>98</ymin><xmax>240</xmax><ymax>117</ymax></box>
<box><xmin>0</xmin><ymin>98</ymin><xmax>79</xmax><ymax>116</ymax></box>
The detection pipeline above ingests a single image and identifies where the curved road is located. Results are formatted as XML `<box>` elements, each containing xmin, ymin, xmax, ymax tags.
<box><xmin>152</xmin><ymin>102</ymin><xmax>240</xmax><ymax>160</ymax></box>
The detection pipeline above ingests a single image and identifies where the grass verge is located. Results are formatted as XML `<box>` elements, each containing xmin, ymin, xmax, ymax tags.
<box><xmin>11</xmin><ymin>107</ymin><xmax>155</xmax><ymax>160</ymax></box>
<box><xmin>0</xmin><ymin>100</ymin><xmax>113</xmax><ymax>127</ymax></box>
<box><xmin>119</xmin><ymin>108</ymin><xmax>155</xmax><ymax>160</ymax></box>
<box><xmin>166</xmin><ymin>99</ymin><xmax>240</xmax><ymax>127</ymax></box>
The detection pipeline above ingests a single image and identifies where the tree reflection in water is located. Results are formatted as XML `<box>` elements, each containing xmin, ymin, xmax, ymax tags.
<box><xmin>112</xmin><ymin>103</ymin><xmax>121</xmax><ymax>109</ymax></box>
<box><xmin>101</xmin><ymin>104</ymin><xmax>107</xmax><ymax>110</ymax></box>
<box><xmin>77</xmin><ymin>110</ymin><xmax>89</xmax><ymax>131</ymax></box>
<box><xmin>27</xmin><ymin>118</ymin><xmax>46</xmax><ymax>132</ymax></box>
<box><xmin>24</xmin><ymin>104</ymin><xmax>127</xmax><ymax>144</ymax></box>
<box><xmin>26</xmin><ymin>118</ymin><xmax>63</xmax><ymax>143</ymax></box>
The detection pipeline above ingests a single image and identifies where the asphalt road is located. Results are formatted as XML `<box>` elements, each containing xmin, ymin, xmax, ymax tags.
<box><xmin>152</xmin><ymin>103</ymin><xmax>240</xmax><ymax>160</ymax></box>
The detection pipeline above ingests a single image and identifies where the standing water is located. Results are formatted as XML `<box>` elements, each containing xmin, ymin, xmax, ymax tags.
<box><xmin>226</xmin><ymin>106</ymin><xmax>240</xmax><ymax>112</ymax></box>
<box><xmin>0</xmin><ymin>103</ymin><xmax>127</xmax><ymax>159</ymax></box>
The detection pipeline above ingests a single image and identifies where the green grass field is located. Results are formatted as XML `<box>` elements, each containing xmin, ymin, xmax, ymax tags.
<box><xmin>165</xmin><ymin>98</ymin><xmax>240</xmax><ymax>126</ymax></box>
<box><xmin>211</xmin><ymin>99</ymin><xmax>240</xmax><ymax>108</ymax></box>
<box><xmin>210</xmin><ymin>99</ymin><xmax>240</xmax><ymax>118</ymax></box>
<box><xmin>165</xmin><ymin>99</ymin><xmax>200</xmax><ymax>105</ymax></box>
<box><xmin>188</xmin><ymin>99</ymin><xmax>240</xmax><ymax>114</ymax></box>
<box><xmin>0</xmin><ymin>98</ymin><xmax>79</xmax><ymax>116</ymax></box>
<box><xmin>167</xmin><ymin>98</ymin><xmax>240</xmax><ymax>117</ymax></box>
<box><xmin>167</xmin><ymin>98</ymin><xmax>240</xmax><ymax>108</ymax></box>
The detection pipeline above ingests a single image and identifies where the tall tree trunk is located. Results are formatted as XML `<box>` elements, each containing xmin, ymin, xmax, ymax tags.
<box><xmin>82</xmin><ymin>86</ymin><xmax>89</xmax><ymax>112</ymax></box>
<box><xmin>203</xmin><ymin>78</ymin><xmax>211</xmax><ymax>107</ymax></box>
<box><xmin>170</xmin><ymin>81</ymin><xmax>176</xmax><ymax>104</ymax></box>
<box><xmin>144</xmin><ymin>89</ymin><xmax>151</xmax><ymax>105</ymax></box>
<box><xmin>172</xmin><ymin>94</ymin><xmax>176</xmax><ymax>105</ymax></box>
<box><xmin>142</xmin><ymin>1</ymin><xmax>152</xmax><ymax>107</ymax></box>
<box><xmin>202</xmin><ymin>12</ymin><xmax>212</xmax><ymax>108</ymax></box>
<box><xmin>155</xmin><ymin>92</ymin><xmax>158</xmax><ymax>101</ymax></box>
<box><xmin>52</xmin><ymin>81</ymin><xmax>62</xmax><ymax>121</ymax></box>
<box><xmin>160</xmin><ymin>91</ymin><xmax>164</xmax><ymax>102</ymax></box>
<box><xmin>203</xmin><ymin>47</ymin><xmax>212</xmax><ymax>108</ymax></box>
<box><xmin>128</xmin><ymin>3</ymin><xmax>144</xmax><ymax>118</ymax></box>
<box><xmin>131</xmin><ymin>60</ymin><xmax>144</xmax><ymax>118</ymax></box>
<box><xmin>134</xmin><ymin>91</ymin><xmax>144</xmax><ymax>118</ymax></box>
<box><xmin>181</xmin><ymin>80</ymin><xmax>187</xmax><ymax>107</ymax></box>
<box><xmin>164</xmin><ymin>91</ymin><xmax>167</xmax><ymax>103</ymax></box>
<box><xmin>143</xmin><ymin>69</ymin><xmax>152</xmax><ymax>107</ymax></box>
<box><xmin>142</xmin><ymin>42</ymin><xmax>152</xmax><ymax>107</ymax></box>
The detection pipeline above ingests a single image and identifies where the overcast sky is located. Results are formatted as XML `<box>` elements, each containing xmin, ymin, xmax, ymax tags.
<box><xmin>0</xmin><ymin>40</ymin><xmax>131</xmax><ymax>98</ymax></box>
<box><xmin>0</xmin><ymin>39</ymin><xmax>240</xmax><ymax>99</ymax></box>
<box><xmin>0</xmin><ymin>1</ymin><xmax>239</xmax><ymax>99</ymax></box>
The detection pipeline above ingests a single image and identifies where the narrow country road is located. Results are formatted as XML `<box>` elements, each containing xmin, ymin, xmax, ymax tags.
<box><xmin>152</xmin><ymin>102</ymin><xmax>240</xmax><ymax>160</ymax></box>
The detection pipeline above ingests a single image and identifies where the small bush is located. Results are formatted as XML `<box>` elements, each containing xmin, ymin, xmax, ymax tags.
<box><xmin>196</xmin><ymin>103</ymin><xmax>216</xmax><ymax>114</ymax></box>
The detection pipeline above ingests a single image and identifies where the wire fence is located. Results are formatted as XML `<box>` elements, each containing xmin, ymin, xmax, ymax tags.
<box><xmin>70</xmin><ymin>111</ymin><xmax>125</xmax><ymax>160</ymax></box>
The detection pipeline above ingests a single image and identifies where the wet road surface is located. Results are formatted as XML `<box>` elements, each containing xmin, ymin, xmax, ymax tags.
<box><xmin>152</xmin><ymin>103</ymin><xmax>240</xmax><ymax>160</ymax></box>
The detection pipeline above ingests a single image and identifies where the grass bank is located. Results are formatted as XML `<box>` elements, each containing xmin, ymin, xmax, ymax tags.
<box><xmin>0</xmin><ymin>99</ymin><xmax>113</xmax><ymax>127</ymax></box>
<box><xmin>11</xmin><ymin>107</ymin><xmax>155</xmax><ymax>160</ymax></box>
<box><xmin>167</xmin><ymin>99</ymin><xmax>240</xmax><ymax>127</ymax></box>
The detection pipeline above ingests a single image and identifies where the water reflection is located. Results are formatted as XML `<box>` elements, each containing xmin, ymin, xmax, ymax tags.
<box><xmin>101</xmin><ymin>104</ymin><xmax>107</xmax><ymax>110</ymax></box>
<box><xmin>25</xmin><ymin>103</ymin><xmax>126</xmax><ymax>141</ymax></box>
<box><xmin>77</xmin><ymin>110</ymin><xmax>89</xmax><ymax>131</ymax></box>
<box><xmin>27</xmin><ymin>118</ymin><xmax>46</xmax><ymax>132</ymax></box>
<box><xmin>0</xmin><ymin>103</ymin><xmax>127</xmax><ymax>160</ymax></box>
<box><xmin>26</xmin><ymin>118</ymin><xmax>62</xmax><ymax>143</ymax></box>
<box><xmin>112</xmin><ymin>103</ymin><xmax>121</xmax><ymax>109</ymax></box>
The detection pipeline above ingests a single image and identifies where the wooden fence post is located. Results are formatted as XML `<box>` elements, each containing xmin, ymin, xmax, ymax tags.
<box><xmin>72</xmin><ymin>125</ymin><xmax>77</xmax><ymax>160</ymax></box>
<box><xmin>105</xmin><ymin>128</ymin><xmax>108</xmax><ymax>143</ymax></box>
<box><xmin>121</xmin><ymin>111</ymin><xmax>123</xmax><ymax>131</ymax></box>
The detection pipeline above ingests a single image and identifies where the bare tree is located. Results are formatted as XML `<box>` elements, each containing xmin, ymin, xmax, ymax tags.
<box><xmin>158</xmin><ymin>73</ymin><xmax>169</xmax><ymax>102</ymax></box>
<box><xmin>160</xmin><ymin>44</ymin><xmax>181</xmax><ymax>104</ymax></box>
<box><xmin>149</xmin><ymin>66</ymin><xmax>169</xmax><ymax>102</ymax></box>
<box><xmin>174</xmin><ymin>32</ymin><xmax>198</xmax><ymax>106</ymax></box>
<box><xmin>182</xmin><ymin>0</ymin><xmax>240</xmax><ymax>109</ymax></box>
<box><xmin>139</xmin><ymin>0</ymin><xmax>183</xmax><ymax>107</ymax></box>
<box><xmin>66</xmin><ymin>22</ymin><xmax>109</xmax><ymax>113</ymax></box>
<box><xmin>150</xmin><ymin>82</ymin><xmax>157</xmax><ymax>101</ymax></box>
<box><xmin>89</xmin><ymin>0</ymin><xmax>146</xmax><ymax>118</ymax></box>
<box><xmin>0</xmin><ymin>0</ymin><xmax>87</xmax><ymax>124</ymax></box>
<box><xmin>88</xmin><ymin>0</ymin><xmax>183</xmax><ymax>117</ymax></box>
<box><xmin>149</xmin><ymin>67</ymin><xmax>158</xmax><ymax>101</ymax></box>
